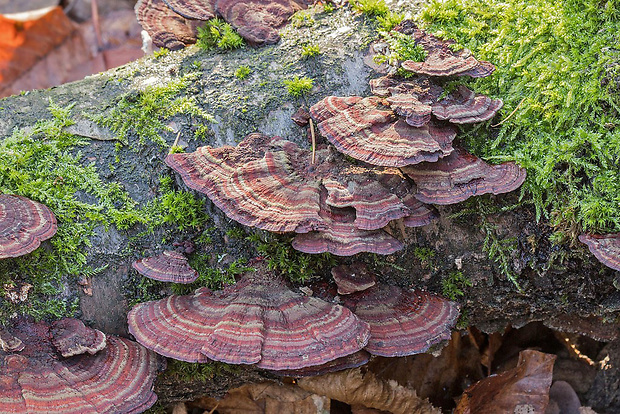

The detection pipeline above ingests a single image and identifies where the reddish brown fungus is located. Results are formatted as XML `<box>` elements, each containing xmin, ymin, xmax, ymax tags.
<box><xmin>331</xmin><ymin>263</ymin><xmax>376</xmax><ymax>295</ymax></box>
<box><xmin>127</xmin><ymin>269</ymin><xmax>370</xmax><ymax>370</ymax></box>
<box><xmin>270</xmin><ymin>350</ymin><xmax>371</xmax><ymax>377</ymax></box>
<box><xmin>135</xmin><ymin>0</ymin><xmax>200</xmax><ymax>50</ymax></box>
<box><xmin>214</xmin><ymin>0</ymin><xmax>307</xmax><ymax>45</ymax></box>
<box><xmin>132</xmin><ymin>250</ymin><xmax>199</xmax><ymax>284</ymax></box>
<box><xmin>49</xmin><ymin>319</ymin><xmax>107</xmax><ymax>358</ymax></box>
<box><xmin>343</xmin><ymin>283</ymin><xmax>460</xmax><ymax>357</ymax></box>
<box><xmin>395</xmin><ymin>20</ymin><xmax>495</xmax><ymax>78</ymax></box>
<box><xmin>579</xmin><ymin>233</ymin><xmax>620</xmax><ymax>271</ymax></box>
<box><xmin>0</xmin><ymin>318</ymin><xmax>163</xmax><ymax>413</ymax></box>
<box><xmin>291</xmin><ymin>106</ymin><xmax>311</xmax><ymax>126</ymax></box>
<box><xmin>166</xmin><ymin>133</ymin><xmax>435</xmax><ymax>255</ymax></box>
<box><xmin>0</xmin><ymin>194</ymin><xmax>57</xmax><ymax>259</ymax></box>
<box><xmin>432</xmin><ymin>85</ymin><xmax>503</xmax><ymax>124</ymax></box>
<box><xmin>310</xmin><ymin>96</ymin><xmax>456</xmax><ymax>167</ymax></box>
<box><xmin>402</xmin><ymin>147</ymin><xmax>527</xmax><ymax>205</ymax></box>
<box><xmin>163</xmin><ymin>0</ymin><xmax>215</xmax><ymax>20</ymax></box>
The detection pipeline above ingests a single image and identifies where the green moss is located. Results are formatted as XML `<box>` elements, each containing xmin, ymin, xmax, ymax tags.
<box><xmin>152</xmin><ymin>48</ymin><xmax>169</xmax><ymax>59</ymax></box>
<box><xmin>441</xmin><ymin>271</ymin><xmax>473</xmax><ymax>300</ymax></box>
<box><xmin>98</xmin><ymin>75</ymin><xmax>214</xmax><ymax>147</ymax></box>
<box><xmin>420</xmin><ymin>0</ymin><xmax>620</xmax><ymax>234</ymax></box>
<box><xmin>291</xmin><ymin>10</ymin><xmax>315</xmax><ymax>28</ymax></box>
<box><xmin>247</xmin><ymin>233</ymin><xmax>335</xmax><ymax>282</ymax></box>
<box><xmin>164</xmin><ymin>360</ymin><xmax>239</xmax><ymax>382</ymax></box>
<box><xmin>197</xmin><ymin>18</ymin><xmax>245</xmax><ymax>51</ymax></box>
<box><xmin>235</xmin><ymin>65</ymin><xmax>251</xmax><ymax>80</ymax></box>
<box><xmin>301</xmin><ymin>44</ymin><xmax>321</xmax><ymax>59</ymax></box>
<box><xmin>283</xmin><ymin>76</ymin><xmax>314</xmax><ymax>98</ymax></box>
<box><xmin>376</xmin><ymin>11</ymin><xmax>404</xmax><ymax>31</ymax></box>
<box><xmin>350</xmin><ymin>0</ymin><xmax>389</xmax><ymax>17</ymax></box>
<box><xmin>0</xmin><ymin>101</ymin><xmax>143</xmax><ymax>322</ymax></box>
<box><xmin>413</xmin><ymin>247</ymin><xmax>436</xmax><ymax>269</ymax></box>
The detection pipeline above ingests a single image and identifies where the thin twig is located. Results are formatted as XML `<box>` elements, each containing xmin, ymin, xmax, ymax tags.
<box><xmin>309</xmin><ymin>118</ymin><xmax>316</xmax><ymax>164</ymax></box>
<box><xmin>207</xmin><ymin>403</ymin><xmax>219</xmax><ymax>414</ymax></box>
<box><xmin>491</xmin><ymin>97</ymin><xmax>526</xmax><ymax>127</ymax></box>
<box><xmin>90</xmin><ymin>0</ymin><xmax>108</xmax><ymax>69</ymax></box>
<box><xmin>169</xmin><ymin>131</ymin><xmax>181</xmax><ymax>154</ymax></box>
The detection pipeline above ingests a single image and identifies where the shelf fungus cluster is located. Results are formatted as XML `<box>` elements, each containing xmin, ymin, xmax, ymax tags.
<box><xmin>135</xmin><ymin>0</ymin><xmax>311</xmax><ymax>49</ymax></box>
<box><xmin>579</xmin><ymin>233</ymin><xmax>620</xmax><ymax>272</ymax></box>
<box><xmin>166</xmin><ymin>132</ymin><xmax>437</xmax><ymax>256</ymax></box>
<box><xmin>0</xmin><ymin>194</ymin><xmax>57</xmax><ymax>259</ymax></box>
<box><xmin>127</xmin><ymin>265</ymin><xmax>459</xmax><ymax>376</ymax></box>
<box><xmin>0</xmin><ymin>318</ymin><xmax>163</xmax><ymax>413</ymax></box>
<box><xmin>132</xmin><ymin>250</ymin><xmax>199</xmax><ymax>283</ymax></box>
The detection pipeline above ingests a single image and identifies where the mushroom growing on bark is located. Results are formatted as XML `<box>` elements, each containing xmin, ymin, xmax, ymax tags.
<box><xmin>579</xmin><ymin>233</ymin><xmax>620</xmax><ymax>271</ymax></box>
<box><xmin>135</xmin><ymin>0</ymin><xmax>200</xmax><ymax>50</ymax></box>
<box><xmin>0</xmin><ymin>318</ymin><xmax>163</xmax><ymax>413</ymax></box>
<box><xmin>310</xmin><ymin>96</ymin><xmax>457</xmax><ymax>167</ymax></box>
<box><xmin>127</xmin><ymin>268</ymin><xmax>371</xmax><ymax>370</ymax></box>
<box><xmin>0</xmin><ymin>194</ymin><xmax>57</xmax><ymax>259</ymax></box>
<box><xmin>401</xmin><ymin>147</ymin><xmax>527</xmax><ymax>205</ymax></box>
<box><xmin>342</xmin><ymin>282</ymin><xmax>460</xmax><ymax>357</ymax></box>
<box><xmin>432</xmin><ymin>85</ymin><xmax>503</xmax><ymax>124</ymax></box>
<box><xmin>330</xmin><ymin>262</ymin><xmax>377</xmax><ymax>295</ymax></box>
<box><xmin>271</xmin><ymin>350</ymin><xmax>371</xmax><ymax>378</ymax></box>
<box><xmin>163</xmin><ymin>0</ymin><xmax>215</xmax><ymax>20</ymax></box>
<box><xmin>396</xmin><ymin>20</ymin><xmax>495</xmax><ymax>78</ymax></box>
<box><xmin>132</xmin><ymin>250</ymin><xmax>199</xmax><ymax>283</ymax></box>
<box><xmin>165</xmin><ymin>133</ymin><xmax>437</xmax><ymax>255</ymax></box>
<box><xmin>49</xmin><ymin>318</ymin><xmax>107</xmax><ymax>358</ymax></box>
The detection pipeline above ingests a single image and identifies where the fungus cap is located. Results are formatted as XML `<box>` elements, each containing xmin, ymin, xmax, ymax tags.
<box><xmin>127</xmin><ymin>270</ymin><xmax>371</xmax><ymax>370</ymax></box>
<box><xmin>270</xmin><ymin>350</ymin><xmax>370</xmax><ymax>377</ymax></box>
<box><xmin>402</xmin><ymin>147</ymin><xmax>527</xmax><ymax>205</ymax></box>
<box><xmin>135</xmin><ymin>0</ymin><xmax>199</xmax><ymax>50</ymax></box>
<box><xmin>331</xmin><ymin>263</ymin><xmax>377</xmax><ymax>295</ymax></box>
<box><xmin>396</xmin><ymin>20</ymin><xmax>495</xmax><ymax>78</ymax></box>
<box><xmin>579</xmin><ymin>233</ymin><xmax>620</xmax><ymax>271</ymax></box>
<box><xmin>49</xmin><ymin>319</ymin><xmax>107</xmax><ymax>358</ymax></box>
<box><xmin>431</xmin><ymin>85</ymin><xmax>503</xmax><ymax>124</ymax></box>
<box><xmin>0</xmin><ymin>194</ymin><xmax>57</xmax><ymax>259</ymax></box>
<box><xmin>214</xmin><ymin>0</ymin><xmax>306</xmax><ymax>45</ymax></box>
<box><xmin>343</xmin><ymin>283</ymin><xmax>460</xmax><ymax>357</ymax></box>
<box><xmin>163</xmin><ymin>0</ymin><xmax>215</xmax><ymax>20</ymax></box>
<box><xmin>0</xmin><ymin>318</ymin><xmax>163</xmax><ymax>414</ymax></box>
<box><xmin>132</xmin><ymin>250</ymin><xmax>199</xmax><ymax>284</ymax></box>
<box><xmin>310</xmin><ymin>96</ymin><xmax>456</xmax><ymax>167</ymax></box>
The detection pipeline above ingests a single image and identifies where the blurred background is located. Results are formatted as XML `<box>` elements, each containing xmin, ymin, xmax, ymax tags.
<box><xmin>0</xmin><ymin>0</ymin><xmax>144</xmax><ymax>98</ymax></box>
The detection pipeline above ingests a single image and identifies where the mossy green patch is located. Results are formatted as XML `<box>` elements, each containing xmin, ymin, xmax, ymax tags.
<box><xmin>441</xmin><ymin>270</ymin><xmax>472</xmax><ymax>300</ymax></box>
<box><xmin>197</xmin><ymin>18</ymin><xmax>245</xmax><ymax>51</ymax></box>
<box><xmin>0</xmin><ymin>101</ymin><xmax>144</xmax><ymax>322</ymax></box>
<box><xmin>420</xmin><ymin>0</ymin><xmax>620</xmax><ymax>234</ymax></box>
<box><xmin>283</xmin><ymin>76</ymin><xmax>314</xmax><ymax>98</ymax></box>
<box><xmin>97</xmin><ymin>75</ymin><xmax>214</xmax><ymax>147</ymax></box>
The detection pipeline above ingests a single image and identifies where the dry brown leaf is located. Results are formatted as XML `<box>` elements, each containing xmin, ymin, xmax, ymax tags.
<box><xmin>456</xmin><ymin>350</ymin><xmax>556</xmax><ymax>414</ymax></box>
<box><xmin>297</xmin><ymin>367</ymin><xmax>441</xmax><ymax>414</ymax></box>
<box><xmin>190</xmin><ymin>382</ymin><xmax>329</xmax><ymax>414</ymax></box>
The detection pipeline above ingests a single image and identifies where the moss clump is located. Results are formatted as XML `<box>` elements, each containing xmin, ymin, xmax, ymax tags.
<box><xmin>197</xmin><ymin>18</ymin><xmax>245</xmax><ymax>51</ymax></box>
<box><xmin>283</xmin><ymin>76</ymin><xmax>314</xmax><ymax>98</ymax></box>
<box><xmin>98</xmin><ymin>75</ymin><xmax>214</xmax><ymax>147</ymax></box>
<box><xmin>350</xmin><ymin>0</ymin><xmax>389</xmax><ymax>17</ymax></box>
<box><xmin>420</xmin><ymin>0</ymin><xmax>620</xmax><ymax>234</ymax></box>
<box><xmin>235</xmin><ymin>65</ymin><xmax>251</xmax><ymax>80</ymax></box>
<box><xmin>247</xmin><ymin>233</ymin><xmax>335</xmax><ymax>282</ymax></box>
<box><xmin>301</xmin><ymin>44</ymin><xmax>321</xmax><ymax>59</ymax></box>
<box><xmin>0</xmin><ymin>101</ymin><xmax>142</xmax><ymax>322</ymax></box>
<box><xmin>441</xmin><ymin>271</ymin><xmax>473</xmax><ymax>300</ymax></box>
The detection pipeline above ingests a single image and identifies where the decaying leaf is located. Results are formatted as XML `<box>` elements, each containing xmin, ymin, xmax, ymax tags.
<box><xmin>455</xmin><ymin>350</ymin><xmax>556</xmax><ymax>414</ymax></box>
<box><xmin>190</xmin><ymin>382</ymin><xmax>330</xmax><ymax>413</ymax></box>
<box><xmin>297</xmin><ymin>367</ymin><xmax>441</xmax><ymax>414</ymax></box>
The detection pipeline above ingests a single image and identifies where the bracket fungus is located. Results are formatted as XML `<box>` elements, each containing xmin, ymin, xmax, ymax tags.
<box><xmin>166</xmin><ymin>133</ymin><xmax>437</xmax><ymax>255</ymax></box>
<box><xmin>342</xmin><ymin>282</ymin><xmax>460</xmax><ymax>357</ymax></box>
<box><xmin>396</xmin><ymin>20</ymin><xmax>495</xmax><ymax>78</ymax></box>
<box><xmin>401</xmin><ymin>147</ymin><xmax>527</xmax><ymax>205</ymax></box>
<box><xmin>215</xmin><ymin>0</ymin><xmax>307</xmax><ymax>45</ymax></box>
<box><xmin>0</xmin><ymin>194</ymin><xmax>57</xmax><ymax>259</ymax></box>
<box><xmin>431</xmin><ymin>85</ymin><xmax>503</xmax><ymax>124</ymax></box>
<box><xmin>49</xmin><ymin>318</ymin><xmax>107</xmax><ymax>358</ymax></box>
<box><xmin>271</xmin><ymin>350</ymin><xmax>371</xmax><ymax>378</ymax></box>
<box><xmin>136</xmin><ymin>0</ymin><xmax>200</xmax><ymax>50</ymax></box>
<box><xmin>0</xmin><ymin>318</ymin><xmax>163</xmax><ymax>413</ymax></box>
<box><xmin>127</xmin><ymin>269</ymin><xmax>371</xmax><ymax>370</ymax></box>
<box><xmin>579</xmin><ymin>233</ymin><xmax>620</xmax><ymax>271</ymax></box>
<box><xmin>310</xmin><ymin>96</ymin><xmax>457</xmax><ymax>167</ymax></box>
<box><xmin>330</xmin><ymin>262</ymin><xmax>377</xmax><ymax>295</ymax></box>
<box><xmin>163</xmin><ymin>0</ymin><xmax>216</xmax><ymax>20</ymax></box>
<box><xmin>132</xmin><ymin>250</ymin><xmax>199</xmax><ymax>283</ymax></box>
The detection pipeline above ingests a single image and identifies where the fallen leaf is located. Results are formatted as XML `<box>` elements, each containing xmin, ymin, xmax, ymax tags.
<box><xmin>456</xmin><ymin>350</ymin><xmax>556</xmax><ymax>414</ymax></box>
<box><xmin>297</xmin><ymin>367</ymin><xmax>441</xmax><ymax>414</ymax></box>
